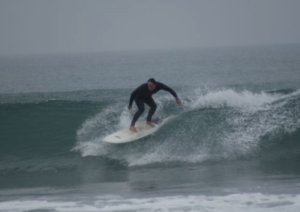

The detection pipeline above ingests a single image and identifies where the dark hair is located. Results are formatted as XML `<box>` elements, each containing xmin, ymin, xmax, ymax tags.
<box><xmin>147</xmin><ymin>78</ymin><xmax>156</xmax><ymax>84</ymax></box>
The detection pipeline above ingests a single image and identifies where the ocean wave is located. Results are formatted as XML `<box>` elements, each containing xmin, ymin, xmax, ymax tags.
<box><xmin>1</xmin><ymin>193</ymin><xmax>300</xmax><ymax>212</ymax></box>
<box><xmin>1</xmin><ymin>87</ymin><xmax>299</xmax><ymax>168</ymax></box>
<box><xmin>74</xmin><ymin>88</ymin><xmax>300</xmax><ymax>166</ymax></box>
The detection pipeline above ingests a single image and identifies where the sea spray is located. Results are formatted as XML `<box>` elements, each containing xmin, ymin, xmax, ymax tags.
<box><xmin>74</xmin><ymin>88</ymin><xmax>300</xmax><ymax>166</ymax></box>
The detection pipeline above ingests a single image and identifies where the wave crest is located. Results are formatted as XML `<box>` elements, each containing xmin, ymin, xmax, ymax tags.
<box><xmin>74</xmin><ymin>88</ymin><xmax>300</xmax><ymax>166</ymax></box>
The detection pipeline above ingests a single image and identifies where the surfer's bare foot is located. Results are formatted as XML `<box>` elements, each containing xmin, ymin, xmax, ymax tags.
<box><xmin>146</xmin><ymin>121</ymin><xmax>155</xmax><ymax>127</ymax></box>
<box><xmin>129</xmin><ymin>126</ymin><xmax>138</xmax><ymax>132</ymax></box>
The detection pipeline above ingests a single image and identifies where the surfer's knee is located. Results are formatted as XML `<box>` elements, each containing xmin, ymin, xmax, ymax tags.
<box><xmin>138</xmin><ymin>108</ymin><xmax>145</xmax><ymax>114</ymax></box>
<box><xmin>151</xmin><ymin>104</ymin><xmax>157</xmax><ymax>112</ymax></box>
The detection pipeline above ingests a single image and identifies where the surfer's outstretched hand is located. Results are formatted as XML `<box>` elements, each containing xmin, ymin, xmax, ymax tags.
<box><xmin>176</xmin><ymin>98</ymin><xmax>182</xmax><ymax>106</ymax></box>
<box><xmin>128</xmin><ymin>105</ymin><xmax>132</xmax><ymax>110</ymax></box>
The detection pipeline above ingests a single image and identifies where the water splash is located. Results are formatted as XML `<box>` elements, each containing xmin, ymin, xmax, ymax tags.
<box><xmin>74</xmin><ymin>88</ymin><xmax>300</xmax><ymax>166</ymax></box>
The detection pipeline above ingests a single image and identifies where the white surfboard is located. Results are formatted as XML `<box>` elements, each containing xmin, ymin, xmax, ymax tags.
<box><xmin>103</xmin><ymin>118</ymin><xmax>169</xmax><ymax>144</ymax></box>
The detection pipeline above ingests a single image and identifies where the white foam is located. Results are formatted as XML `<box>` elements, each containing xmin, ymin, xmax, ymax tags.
<box><xmin>1</xmin><ymin>193</ymin><xmax>300</xmax><ymax>212</ymax></box>
<box><xmin>127</xmin><ymin>149</ymin><xmax>210</xmax><ymax>167</ymax></box>
<box><xmin>73</xmin><ymin>88</ymin><xmax>300</xmax><ymax>166</ymax></box>
<box><xmin>72</xmin><ymin>137</ymin><xmax>105</xmax><ymax>157</ymax></box>
<box><xmin>73</xmin><ymin>103</ymin><xmax>125</xmax><ymax>157</ymax></box>
<box><xmin>76</xmin><ymin>109</ymin><xmax>112</xmax><ymax>142</ymax></box>
<box><xmin>182</xmin><ymin>88</ymin><xmax>300</xmax><ymax>160</ymax></box>
<box><xmin>118</xmin><ymin>108</ymin><xmax>132</xmax><ymax>129</ymax></box>
<box><xmin>0</xmin><ymin>200</ymin><xmax>77</xmax><ymax>212</ymax></box>
<box><xmin>190</xmin><ymin>89</ymin><xmax>280</xmax><ymax>112</ymax></box>
<box><xmin>73</xmin><ymin>94</ymin><xmax>173</xmax><ymax>159</ymax></box>
<box><xmin>220</xmin><ymin>89</ymin><xmax>300</xmax><ymax>158</ymax></box>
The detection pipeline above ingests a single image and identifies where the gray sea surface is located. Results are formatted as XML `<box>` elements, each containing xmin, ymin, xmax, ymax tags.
<box><xmin>1</xmin><ymin>45</ymin><xmax>300</xmax><ymax>211</ymax></box>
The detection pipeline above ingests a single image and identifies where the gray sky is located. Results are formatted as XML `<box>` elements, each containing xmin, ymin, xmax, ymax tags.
<box><xmin>1</xmin><ymin>0</ymin><xmax>300</xmax><ymax>55</ymax></box>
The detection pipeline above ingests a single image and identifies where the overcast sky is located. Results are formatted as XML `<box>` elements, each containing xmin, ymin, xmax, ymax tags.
<box><xmin>0</xmin><ymin>0</ymin><xmax>300</xmax><ymax>55</ymax></box>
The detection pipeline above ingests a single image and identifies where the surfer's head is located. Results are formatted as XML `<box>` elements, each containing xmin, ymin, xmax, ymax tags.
<box><xmin>147</xmin><ymin>78</ymin><xmax>156</xmax><ymax>91</ymax></box>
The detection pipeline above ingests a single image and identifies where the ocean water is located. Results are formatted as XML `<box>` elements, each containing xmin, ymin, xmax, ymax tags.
<box><xmin>1</xmin><ymin>45</ymin><xmax>300</xmax><ymax>211</ymax></box>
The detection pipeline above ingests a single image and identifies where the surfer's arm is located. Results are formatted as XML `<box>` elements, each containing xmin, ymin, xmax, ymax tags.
<box><xmin>160</xmin><ymin>83</ymin><xmax>181</xmax><ymax>105</ymax></box>
<box><xmin>129</xmin><ymin>84</ymin><xmax>143</xmax><ymax>106</ymax></box>
<box><xmin>160</xmin><ymin>83</ymin><xmax>178</xmax><ymax>99</ymax></box>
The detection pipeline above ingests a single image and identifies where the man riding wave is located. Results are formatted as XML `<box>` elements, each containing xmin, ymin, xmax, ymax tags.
<box><xmin>128</xmin><ymin>78</ymin><xmax>181</xmax><ymax>132</ymax></box>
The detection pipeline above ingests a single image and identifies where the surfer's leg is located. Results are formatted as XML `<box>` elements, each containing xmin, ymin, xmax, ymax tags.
<box><xmin>145</xmin><ymin>97</ymin><xmax>157</xmax><ymax>123</ymax></box>
<box><xmin>131</xmin><ymin>98</ymin><xmax>145</xmax><ymax>126</ymax></box>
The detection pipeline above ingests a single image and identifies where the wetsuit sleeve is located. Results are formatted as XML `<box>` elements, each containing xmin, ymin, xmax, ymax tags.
<box><xmin>129</xmin><ymin>84</ymin><xmax>144</xmax><ymax>106</ymax></box>
<box><xmin>160</xmin><ymin>83</ymin><xmax>178</xmax><ymax>99</ymax></box>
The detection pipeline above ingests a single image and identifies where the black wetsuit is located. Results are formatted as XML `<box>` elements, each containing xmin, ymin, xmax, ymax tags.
<box><xmin>129</xmin><ymin>82</ymin><xmax>178</xmax><ymax>126</ymax></box>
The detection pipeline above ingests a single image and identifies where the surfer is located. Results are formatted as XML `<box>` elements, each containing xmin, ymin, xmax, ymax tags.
<box><xmin>128</xmin><ymin>78</ymin><xmax>181</xmax><ymax>132</ymax></box>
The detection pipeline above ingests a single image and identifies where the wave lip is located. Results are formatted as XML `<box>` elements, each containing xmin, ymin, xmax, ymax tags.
<box><xmin>189</xmin><ymin>89</ymin><xmax>281</xmax><ymax>111</ymax></box>
<box><xmin>73</xmin><ymin>88</ymin><xmax>300</xmax><ymax>166</ymax></box>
